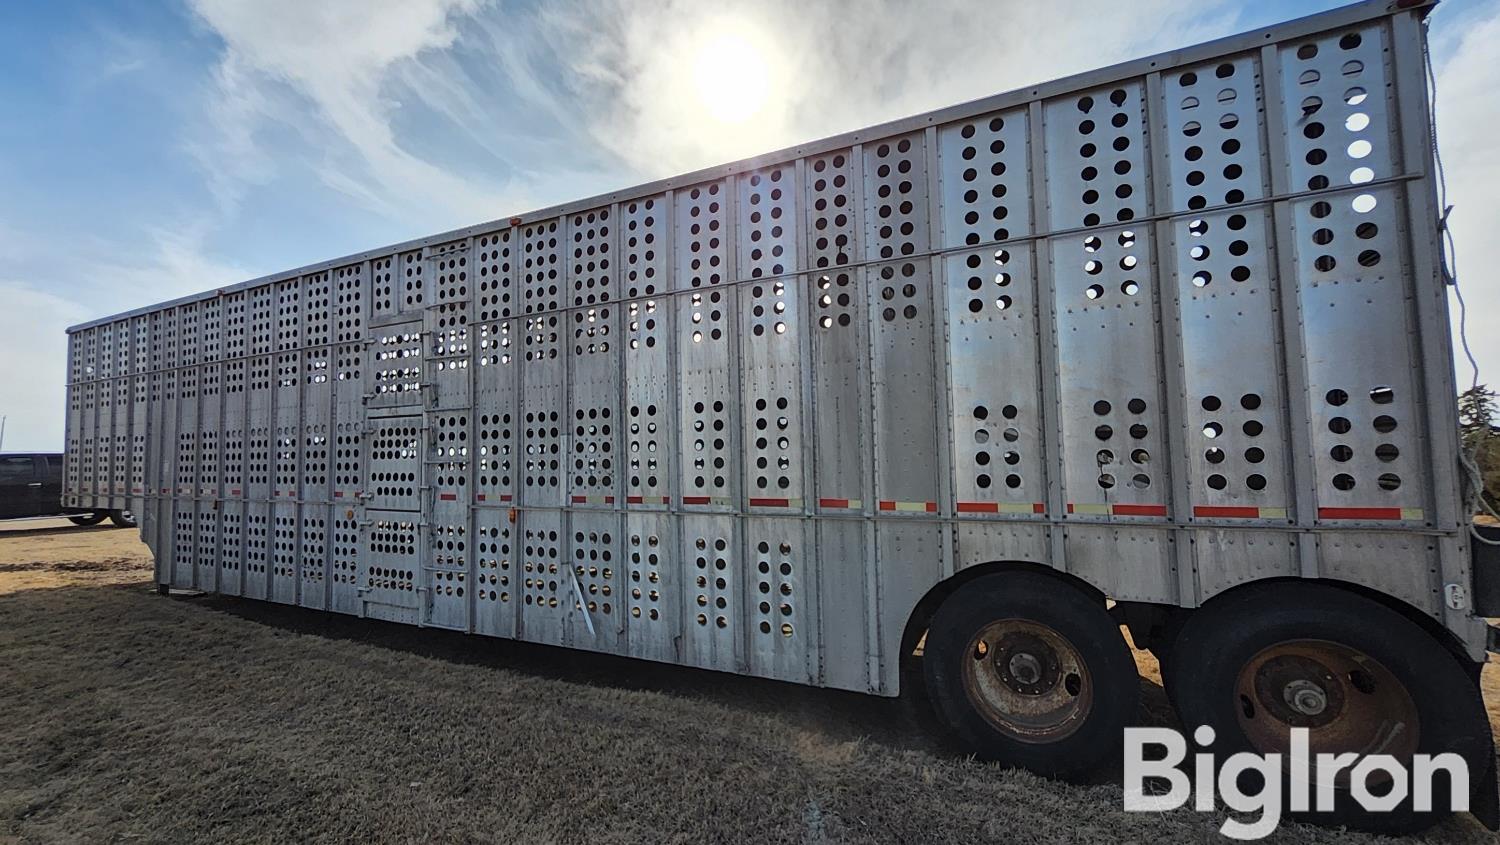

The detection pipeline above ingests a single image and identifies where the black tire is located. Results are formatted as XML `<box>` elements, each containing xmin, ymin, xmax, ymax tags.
<box><xmin>68</xmin><ymin>513</ymin><xmax>106</xmax><ymax>526</ymax></box>
<box><xmin>1168</xmin><ymin>582</ymin><xmax>1492</xmax><ymax>835</ymax></box>
<box><xmin>109</xmin><ymin>510</ymin><xmax>136</xmax><ymax>529</ymax></box>
<box><xmin>923</xmin><ymin>572</ymin><xmax>1139</xmax><ymax>780</ymax></box>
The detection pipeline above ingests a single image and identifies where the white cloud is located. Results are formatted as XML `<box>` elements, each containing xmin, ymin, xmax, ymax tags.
<box><xmin>1431</xmin><ymin>3</ymin><xmax>1500</xmax><ymax>391</ymax></box>
<box><xmin>0</xmin><ymin>284</ymin><xmax>89</xmax><ymax>452</ymax></box>
<box><xmin>528</xmin><ymin>0</ymin><xmax>1235</xmax><ymax>176</ymax></box>
<box><xmin>0</xmin><ymin>213</ymin><xmax>252</xmax><ymax>453</ymax></box>
<box><xmin>187</xmin><ymin>0</ymin><xmax>514</xmax><ymax>223</ymax></box>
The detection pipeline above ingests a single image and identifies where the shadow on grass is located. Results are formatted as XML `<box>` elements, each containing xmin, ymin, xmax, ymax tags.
<box><xmin>185</xmin><ymin>588</ymin><xmax>1176</xmax><ymax>776</ymax></box>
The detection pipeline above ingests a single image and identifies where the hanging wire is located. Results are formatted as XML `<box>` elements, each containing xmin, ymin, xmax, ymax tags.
<box><xmin>1422</xmin><ymin>19</ymin><xmax>1500</xmax><ymax>543</ymax></box>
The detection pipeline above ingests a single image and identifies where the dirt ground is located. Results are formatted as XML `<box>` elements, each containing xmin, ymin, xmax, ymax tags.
<box><xmin>1</xmin><ymin>519</ymin><xmax>1497</xmax><ymax>844</ymax></box>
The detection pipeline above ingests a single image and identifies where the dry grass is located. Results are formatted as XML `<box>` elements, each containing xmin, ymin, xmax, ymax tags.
<box><xmin>0</xmin><ymin>519</ymin><xmax>1496</xmax><ymax>843</ymax></box>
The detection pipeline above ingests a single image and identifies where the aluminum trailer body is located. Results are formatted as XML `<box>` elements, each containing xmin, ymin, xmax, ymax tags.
<box><xmin>61</xmin><ymin>0</ymin><xmax>1498</xmax><ymax>830</ymax></box>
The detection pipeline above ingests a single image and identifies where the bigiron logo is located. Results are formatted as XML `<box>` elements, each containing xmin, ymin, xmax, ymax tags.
<box><xmin>1121</xmin><ymin>726</ymin><xmax>1471</xmax><ymax>840</ymax></box>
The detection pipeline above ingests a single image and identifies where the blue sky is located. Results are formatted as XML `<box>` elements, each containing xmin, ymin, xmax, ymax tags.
<box><xmin>1</xmin><ymin>0</ymin><xmax>1497</xmax><ymax>450</ymax></box>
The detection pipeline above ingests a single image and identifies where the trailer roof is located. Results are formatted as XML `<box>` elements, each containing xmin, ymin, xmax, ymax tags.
<box><xmin>66</xmin><ymin>0</ymin><xmax>1434</xmax><ymax>334</ymax></box>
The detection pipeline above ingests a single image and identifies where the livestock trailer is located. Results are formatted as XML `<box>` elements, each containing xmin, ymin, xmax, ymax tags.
<box><xmin>62</xmin><ymin>0</ymin><xmax>1497</xmax><ymax>832</ymax></box>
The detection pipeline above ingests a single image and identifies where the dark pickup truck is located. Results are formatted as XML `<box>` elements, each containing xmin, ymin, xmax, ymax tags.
<box><xmin>0</xmin><ymin>452</ymin><xmax>134</xmax><ymax>526</ymax></box>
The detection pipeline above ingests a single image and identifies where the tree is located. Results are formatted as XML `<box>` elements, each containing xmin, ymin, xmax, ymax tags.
<box><xmin>1458</xmin><ymin>385</ymin><xmax>1500</xmax><ymax>513</ymax></box>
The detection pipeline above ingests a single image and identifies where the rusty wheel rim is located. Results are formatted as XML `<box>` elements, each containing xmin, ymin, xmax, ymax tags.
<box><xmin>1234</xmin><ymin>639</ymin><xmax>1419</xmax><ymax>786</ymax></box>
<box><xmin>961</xmin><ymin>619</ymin><xmax>1093</xmax><ymax>743</ymax></box>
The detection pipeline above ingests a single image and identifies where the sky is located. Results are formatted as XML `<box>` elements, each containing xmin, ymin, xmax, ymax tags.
<box><xmin>0</xmin><ymin>0</ymin><xmax>1496</xmax><ymax>450</ymax></box>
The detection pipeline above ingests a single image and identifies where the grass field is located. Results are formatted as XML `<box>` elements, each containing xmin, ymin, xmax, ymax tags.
<box><xmin>1</xmin><ymin>518</ymin><xmax>1497</xmax><ymax>843</ymax></box>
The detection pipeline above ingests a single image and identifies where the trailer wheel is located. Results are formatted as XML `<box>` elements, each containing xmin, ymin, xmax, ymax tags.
<box><xmin>1168</xmin><ymin>583</ymin><xmax>1492</xmax><ymax>834</ymax></box>
<box><xmin>109</xmin><ymin>510</ymin><xmax>136</xmax><ymax>529</ymax></box>
<box><xmin>68</xmin><ymin>512</ymin><xmax>106</xmax><ymax>526</ymax></box>
<box><xmin>923</xmin><ymin>572</ymin><xmax>1138</xmax><ymax>780</ymax></box>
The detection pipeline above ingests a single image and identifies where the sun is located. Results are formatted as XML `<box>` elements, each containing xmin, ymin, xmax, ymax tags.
<box><xmin>693</xmin><ymin>28</ymin><xmax>771</xmax><ymax>124</ymax></box>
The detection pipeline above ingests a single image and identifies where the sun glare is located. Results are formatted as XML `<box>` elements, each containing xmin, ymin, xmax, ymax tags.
<box><xmin>693</xmin><ymin>29</ymin><xmax>771</xmax><ymax>124</ymax></box>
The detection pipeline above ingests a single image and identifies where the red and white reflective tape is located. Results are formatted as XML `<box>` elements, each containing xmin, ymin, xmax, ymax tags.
<box><xmin>818</xmin><ymin>497</ymin><xmax>863</xmax><ymax>510</ymax></box>
<box><xmin>1193</xmin><ymin>505</ymin><xmax>1288</xmax><ymax>519</ymax></box>
<box><xmin>879</xmin><ymin>500</ymin><xmax>937</xmax><ymax>513</ymax></box>
<box><xmin>438</xmin><ymin>492</ymin><xmax>458</xmax><ymax>501</ymax></box>
<box><xmin>682</xmin><ymin>495</ymin><xmax>732</xmax><ymax>506</ymax></box>
<box><xmin>749</xmin><ymin>497</ymin><xmax>801</xmax><ymax>508</ymax></box>
<box><xmin>1067</xmin><ymin>503</ymin><xmax>1167</xmax><ymax>517</ymax></box>
<box><xmin>1318</xmin><ymin>507</ymin><xmax>1423</xmax><ymax>521</ymax></box>
<box><xmin>956</xmin><ymin>502</ymin><xmax>1045</xmax><ymax>515</ymax></box>
<box><xmin>627</xmin><ymin>495</ymin><xmax>670</xmax><ymax>505</ymax></box>
<box><xmin>570</xmin><ymin>494</ymin><xmax>615</xmax><ymax>505</ymax></box>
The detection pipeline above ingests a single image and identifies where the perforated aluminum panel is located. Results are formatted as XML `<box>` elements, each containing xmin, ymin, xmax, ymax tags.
<box><xmin>1051</xmin><ymin>226</ymin><xmax>1169</xmax><ymax>518</ymax></box>
<box><xmin>568</xmin><ymin>303</ymin><xmax>621</xmax><ymax>507</ymax></box>
<box><xmin>362</xmin><ymin>510</ymin><xmax>420</xmax><ymax>623</ymax></box>
<box><xmin>938</xmin><ymin>107</ymin><xmax>1032</xmax><ymax>248</ymax></box>
<box><xmin>677</xmin><ymin>282</ymin><xmax>737</xmax><ymax>509</ymax></box>
<box><xmin>745</xmin><ymin>518</ymin><xmax>815</xmax><ymax>683</ymax></box>
<box><xmin>1168</xmin><ymin>208</ymin><xmax>1291</xmax><ymax>518</ymax></box>
<box><xmin>681</xmin><ymin>514</ymin><xmax>738</xmax><ymax>671</ymax></box>
<box><xmin>1161</xmin><ymin>53</ymin><xmax>1269</xmax><ymax>213</ymax></box>
<box><xmin>625</xmin><ymin>512</ymin><xmax>677</xmax><ymax>662</ymax></box>
<box><xmin>1044</xmin><ymin>82</ymin><xmax>1151</xmax><ymax>230</ymax></box>
<box><xmin>945</xmin><ymin>245</ymin><xmax>1046</xmax><ymax>515</ymax></box>
<box><xmin>518</xmin><ymin>509</ymin><xmax>568</xmax><ymax>645</ymax></box>
<box><xmin>1292</xmin><ymin>185</ymin><xmax>1426</xmax><ymax>521</ymax></box>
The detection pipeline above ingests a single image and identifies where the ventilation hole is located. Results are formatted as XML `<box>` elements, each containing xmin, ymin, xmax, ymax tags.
<box><xmin>1246</xmin><ymin>474</ymin><xmax>1267</xmax><ymax>491</ymax></box>
<box><xmin>1093</xmin><ymin>400</ymin><xmax>1112</xmax><ymax>416</ymax></box>
<box><xmin>1373</xmin><ymin>415</ymin><xmax>1397</xmax><ymax>434</ymax></box>
<box><xmin>1205</xmin><ymin>447</ymin><xmax>1225</xmax><ymax>464</ymax></box>
<box><xmin>1370</xmin><ymin>386</ymin><xmax>1394</xmax><ymax>404</ymax></box>
<box><xmin>1375</xmin><ymin>443</ymin><xmax>1399</xmax><ymax>462</ymax></box>
<box><xmin>1330</xmin><ymin>444</ymin><xmax>1353</xmax><ymax>462</ymax></box>
<box><xmin>1328</xmin><ymin>417</ymin><xmax>1352</xmax><ymax>434</ymax></box>
<box><xmin>1326</xmin><ymin>389</ymin><xmax>1349</xmax><ymax>406</ymax></box>
<box><xmin>1098</xmin><ymin>474</ymin><xmax>1116</xmax><ymax>489</ymax></box>
<box><xmin>1207</xmin><ymin>474</ymin><xmax>1227</xmax><ymax>490</ymax></box>
<box><xmin>1377</xmin><ymin>473</ymin><xmax>1401</xmax><ymax>491</ymax></box>
<box><xmin>1332</xmin><ymin>474</ymin><xmax>1356</xmax><ymax>491</ymax></box>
